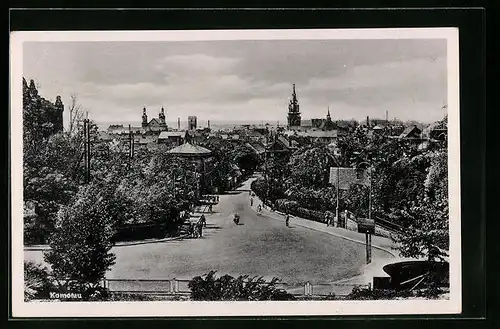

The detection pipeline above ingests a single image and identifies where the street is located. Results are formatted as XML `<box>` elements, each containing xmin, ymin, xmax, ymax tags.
<box><xmin>24</xmin><ymin>177</ymin><xmax>390</xmax><ymax>289</ymax></box>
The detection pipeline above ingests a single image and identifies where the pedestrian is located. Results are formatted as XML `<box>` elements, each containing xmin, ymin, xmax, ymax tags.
<box><xmin>285</xmin><ymin>214</ymin><xmax>290</xmax><ymax>227</ymax></box>
<box><xmin>208</xmin><ymin>204</ymin><xmax>213</xmax><ymax>213</ymax></box>
<box><xmin>197</xmin><ymin>222</ymin><xmax>203</xmax><ymax>238</ymax></box>
<box><xmin>250</xmin><ymin>197</ymin><xmax>254</xmax><ymax>206</ymax></box>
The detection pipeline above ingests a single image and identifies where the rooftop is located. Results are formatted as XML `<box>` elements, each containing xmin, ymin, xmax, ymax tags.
<box><xmin>167</xmin><ymin>142</ymin><xmax>212</xmax><ymax>156</ymax></box>
<box><xmin>158</xmin><ymin>131</ymin><xmax>185</xmax><ymax>139</ymax></box>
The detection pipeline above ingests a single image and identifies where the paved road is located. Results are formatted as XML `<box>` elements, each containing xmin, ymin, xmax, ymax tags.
<box><xmin>24</xmin><ymin>177</ymin><xmax>389</xmax><ymax>291</ymax></box>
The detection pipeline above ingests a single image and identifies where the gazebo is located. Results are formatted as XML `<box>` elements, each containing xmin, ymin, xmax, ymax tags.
<box><xmin>167</xmin><ymin>142</ymin><xmax>212</xmax><ymax>158</ymax></box>
<box><xmin>167</xmin><ymin>142</ymin><xmax>213</xmax><ymax>196</ymax></box>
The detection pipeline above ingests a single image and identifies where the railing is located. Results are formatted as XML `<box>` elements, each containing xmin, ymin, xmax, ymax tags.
<box><xmin>102</xmin><ymin>278</ymin><xmax>369</xmax><ymax>298</ymax></box>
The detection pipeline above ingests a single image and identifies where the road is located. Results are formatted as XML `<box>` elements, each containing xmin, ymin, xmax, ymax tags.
<box><xmin>24</xmin><ymin>176</ymin><xmax>389</xmax><ymax>291</ymax></box>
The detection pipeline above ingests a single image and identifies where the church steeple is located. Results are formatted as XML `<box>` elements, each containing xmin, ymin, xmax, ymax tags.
<box><xmin>326</xmin><ymin>106</ymin><xmax>331</xmax><ymax>121</ymax></box>
<box><xmin>159</xmin><ymin>106</ymin><xmax>166</xmax><ymax>124</ymax></box>
<box><xmin>142</xmin><ymin>107</ymin><xmax>148</xmax><ymax>127</ymax></box>
<box><xmin>287</xmin><ymin>83</ymin><xmax>301</xmax><ymax>129</ymax></box>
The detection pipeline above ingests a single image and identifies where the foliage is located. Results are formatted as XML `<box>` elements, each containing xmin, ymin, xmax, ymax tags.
<box><xmin>24</xmin><ymin>261</ymin><xmax>55</xmax><ymax>301</ymax></box>
<box><xmin>44</xmin><ymin>180</ymin><xmax>117</xmax><ymax>300</ymax></box>
<box><xmin>188</xmin><ymin>271</ymin><xmax>296</xmax><ymax>301</ymax></box>
<box><xmin>347</xmin><ymin>286</ymin><xmax>447</xmax><ymax>300</ymax></box>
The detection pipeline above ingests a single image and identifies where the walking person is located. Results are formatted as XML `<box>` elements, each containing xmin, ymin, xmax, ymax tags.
<box><xmin>285</xmin><ymin>214</ymin><xmax>290</xmax><ymax>227</ymax></box>
<box><xmin>208</xmin><ymin>204</ymin><xmax>213</xmax><ymax>213</ymax></box>
<box><xmin>250</xmin><ymin>197</ymin><xmax>254</xmax><ymax>207</ymax></box>
<box><xmin>197</xmin><ymin>221</ymin><xmax>203</xmax><ymax>238</ymax></box>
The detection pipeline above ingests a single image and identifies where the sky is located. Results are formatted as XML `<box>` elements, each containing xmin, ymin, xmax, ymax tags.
<box><xmin>23</xmin><ymin>39</ymin><xmax>448</xmax><ymax>128</ymax></box>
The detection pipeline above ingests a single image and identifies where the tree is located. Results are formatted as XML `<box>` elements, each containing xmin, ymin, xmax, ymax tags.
<box><xmin>393</xmin><ymin>150</ymin><xmax>449</xmax><ymax>261</ymax></box>
<box><xmin>68</xmin><ymin>94</ymin><xmax>85</xmax><ymax>135</ymax></box>
<box><xmin>44</xmin><ymin>180</ymin><xmax>117</xmax><ymax>300</ymax></box>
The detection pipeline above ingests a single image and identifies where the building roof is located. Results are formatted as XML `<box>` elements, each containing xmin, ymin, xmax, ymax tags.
<box><xmin>167</xmin><ymin>142</ymin><xmax>212</xmax><ymax>156</ymax></box>
<box><xmin>398</xmin><ymin>125</ymin><xmax>422</xmax><ymax>139</ymax></box>
<box><xmin>296</xmin><ymin>130</ymin><xmax>338</xmax><ymax>138</ymax></box>
<box><xmin>246</xmin><ymin>142</ymin><xmax>266</xmax><ymax>154</ymax></box>
<box><xmin>277</xmin><ymin>135</ymin><xmax>292</xmax><ymax>149</ymax></box>
<box><xmin>300</xmin><ymin>119</ymin><xmax>313</xmax><ymax>127</ymax></box>
<box><xmin>158</xmin><ymin>131</ymin><xmax>185</xmax><ymax>139</ymax></box>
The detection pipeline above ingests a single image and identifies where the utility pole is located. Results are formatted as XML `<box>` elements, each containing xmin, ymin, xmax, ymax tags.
<box><xmin>367</xmin><ymin>166</ymin><xmax>372</xmax><ymax>263</ymax></box>
<box><xmin>336</xmin><ymin>165</ymin><xmax>340</xmax><ymax>227</ymax></box>
<box><xmin>264</xmin><ymin>135</ymin><xmax>268</xmax><ymax>205</ymax></box>
<box><xmin>83</xmin><ymin>119</ymin><xmax>88</xmax><ymax>183</ymax></box>
<box><xmin>83</xmin><ymin>118</ymin><xmax>91</xmax><ymax>184</ymax></box>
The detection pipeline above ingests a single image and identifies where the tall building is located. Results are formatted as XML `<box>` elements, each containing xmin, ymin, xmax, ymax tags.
<box><xmin>287</xmin><ymin>84</ymin><xmax>301</xmax><ymax>129</ymax></box>
<box><xmin>188</xmin><ymin>116</ymin><xmax>197</xmax><ymax>130</ymax></box>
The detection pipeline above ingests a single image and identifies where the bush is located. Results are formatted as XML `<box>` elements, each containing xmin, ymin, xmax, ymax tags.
<box><xmin>188</xmin><ymin>271</ymin><xmax>296</xmax><ymax>301</ymax></box>
<box><xmin>347</xmin><ymin>285</ymin><xmax>446</xmax><ymax>300</ymax></box>
<box><xmin>24</xmin><ymin>261</ymin><xmax>56</xmax><ymax>301</ymax></box>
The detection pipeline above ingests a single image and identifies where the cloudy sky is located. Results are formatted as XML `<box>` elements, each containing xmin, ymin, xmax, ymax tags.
<box><xmin>23</xmin><ymin>39</ymin><xmax>447</xmax><ymax>128</ymax></box>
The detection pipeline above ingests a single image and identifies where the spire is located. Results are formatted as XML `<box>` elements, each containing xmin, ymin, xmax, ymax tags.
<box><xmin>142</xmin><ymin>107</ymin><xmax>148</xmax><ymax>127</ymax></box>
<box><xmin>159</xmin><ymin>106</ymin><xmax>166</xmax><ymax>124</ymax></box>
<box><xmin>28</xmin><ymin>79</ymin><xmax>38</xmax><ymax>96</ymax></box>
<box><xmin>327</xmin><ymin>106</ymin><xmax>331</xmax><ymax>120</ymax></box>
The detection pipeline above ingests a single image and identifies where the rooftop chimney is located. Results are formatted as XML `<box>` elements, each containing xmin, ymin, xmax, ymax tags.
<box><xmin>208</xmin><ymin>120</ymin><xmax>210</xmax><ymax>129</ymax></box>
<box><xmin>178</xmin><ymin>117</ymin><xmax>180</xmax><ymax>130</ymax></box>
<box><xmin>366</xmin><ymin>116</ymin><xmax>370</xmax><ymax>127</ymax></box>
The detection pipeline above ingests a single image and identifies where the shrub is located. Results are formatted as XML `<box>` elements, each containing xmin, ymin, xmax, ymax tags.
<box><xmin>24</xmin><ymin>261</ymin><xmax>55</xmax><ymax>301</ymax></box>
<box><xmin>188</xmin><ymin>271</ymin><xmax>296</xmax><ymax>301</ymax></box>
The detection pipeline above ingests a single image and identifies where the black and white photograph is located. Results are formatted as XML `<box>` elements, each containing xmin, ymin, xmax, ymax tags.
<box><xmin>11</xmin><ymin>28</ymin><xmax>461</xmax><ymax>317</ymax></box>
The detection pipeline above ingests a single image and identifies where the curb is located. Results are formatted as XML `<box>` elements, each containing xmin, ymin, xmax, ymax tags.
<box><xmin>24</xmin><ymin>234</ymin><xmax>190</xmax><ymax>251</ymax></box>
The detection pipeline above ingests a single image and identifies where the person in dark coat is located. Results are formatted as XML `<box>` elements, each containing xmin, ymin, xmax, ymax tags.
<box><xmin>285</xmin><ymin>214</ymin><xmax>290</xmax><ymax>227</ymax></box>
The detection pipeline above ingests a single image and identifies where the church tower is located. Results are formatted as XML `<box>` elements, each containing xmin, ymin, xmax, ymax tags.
<box><xmin>142</xmin><ymin>107</ymin><xmax>148</xmax><ymax>128</ymax></box>
<box><xmin>287</xmin><ymin>84</ymin><xmax>301</xmax><ymax>129</ymax></box>
<box><xmin>159</xmin><ymin>107</ymin><xmax>166</xmax><ymax>124</ymax></box>
<box><xmin>321</xmin><ymin>106</ymin><xmax>336</xmax><ymax>131</ymax></box>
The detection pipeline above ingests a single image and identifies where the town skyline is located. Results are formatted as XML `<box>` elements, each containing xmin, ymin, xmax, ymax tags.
<box><xmin>23</xmin><ymin>39</ymin><xmax>448</xmax><ymax>129</ymax></box>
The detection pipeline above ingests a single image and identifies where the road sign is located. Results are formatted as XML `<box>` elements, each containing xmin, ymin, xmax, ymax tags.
<box><xmin>329</xmin><ymin>167</ymin><xmax>369</xmax><ymax>190</ymax></box>
<box><xmin>357</xmin><ymin>218</ymin><xmax>375</xmax><ymax>234</ymax></box>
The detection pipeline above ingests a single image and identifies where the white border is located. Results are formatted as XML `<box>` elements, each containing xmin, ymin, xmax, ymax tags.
<box><xmin>10</xmin><ymin>28</ymin><xmax>461</xmax><ymax>317</ymax></box>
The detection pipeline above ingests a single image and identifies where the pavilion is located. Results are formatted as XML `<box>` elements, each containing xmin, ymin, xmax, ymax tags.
<box><xmin>167</xmin><ymin>142</ymin><xmax>213</xmax><ymax>196</ymax></box>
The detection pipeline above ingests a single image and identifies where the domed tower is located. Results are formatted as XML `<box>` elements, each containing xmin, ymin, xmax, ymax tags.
<box><xmin>142</xmin><ymin>107</ymin><xmax>148</xmax><ymax>128</ymax></box>
<box><xmin>159</xmin><ymin>107</ymin><xmax>166</xmax><ymax>124</ymax></box>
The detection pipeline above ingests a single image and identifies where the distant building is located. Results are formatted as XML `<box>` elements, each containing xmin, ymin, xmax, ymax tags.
<box><xmin>188</xmin><ymin>116</ymin><xmax>198</xmax><ymax>130</ymax></box>
<box><xmin>287</xmin><ymin>84</ymin><xmax>301</xmax><ymax>129</ymax></box>
<box><xmin>158</xmin><ymin>131</ymin><xmax>185</xmax><ymax>147</ymax></box>
<box><xmin>142</xmin><ymin>107</ymin><xmax>168</xmax><ymax>132</ymax></box>
<box><xmin>398</xmin><ymin>125</ymin><xmax>422</xmax><ymax>140</ymax></box>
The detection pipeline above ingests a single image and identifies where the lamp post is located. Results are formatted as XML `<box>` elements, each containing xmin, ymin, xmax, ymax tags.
<box><xmin>326</xmin><ymin>153</ymin><xmax>340</xmax><ymax>227</ymax></box>
<box><xmin>357</xmin><ymin>161</ymin><xmax>373</xmax><ymax>264</ymax></box>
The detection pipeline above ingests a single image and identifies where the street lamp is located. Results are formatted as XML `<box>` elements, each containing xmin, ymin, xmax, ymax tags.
<box><xmin>356</xmin><ymin>160</ymin><xmax>373</xmax><ymax>264</ymax></box>
<box><xmin>325</xmin><ymin>152</ymin><xmax>340</xmax><ymax>227</ymax></box>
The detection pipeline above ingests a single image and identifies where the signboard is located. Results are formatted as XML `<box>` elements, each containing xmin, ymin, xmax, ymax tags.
<box><xmin>357</xmin><ymin>218</ymin><xmax>375</xmax><ymax>234</ymax></box>
<box><xmin>329</xmin><ymin>167</ymin><xmax>370</xmax><ymax>190</ymax></box>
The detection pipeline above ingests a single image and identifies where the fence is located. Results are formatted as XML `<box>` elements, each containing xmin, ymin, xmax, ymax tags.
<box><xmin>102</xmin><ymin>278</ymin><xmax>369</xmax><ymax>298</ymax></box>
